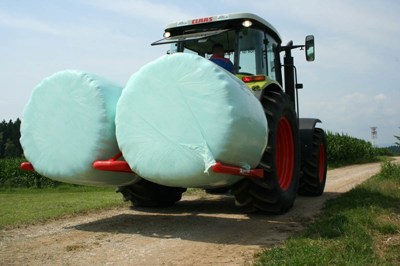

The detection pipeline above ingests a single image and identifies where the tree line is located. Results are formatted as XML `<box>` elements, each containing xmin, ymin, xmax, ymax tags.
<box><xmin>0</xmin><ymin>119</ymin><xmax>23</xmax><ymax>158</ymax></box>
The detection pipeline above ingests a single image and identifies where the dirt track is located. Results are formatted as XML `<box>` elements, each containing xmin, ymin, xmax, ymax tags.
<box><xmin>1</xmin><ymin>158</ymin><xmax>399</xmax><ymax>266</ymax></box>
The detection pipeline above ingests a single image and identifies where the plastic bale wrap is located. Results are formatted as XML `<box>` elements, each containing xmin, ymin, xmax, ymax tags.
<box><xmin>116</xmin><ymin>53</ymin><xmax>268</xmax><ymax>188</ymax></box>
<box><xmin>20</xmin><ymin>70</ymin><xmax>139</xmax><ymax>187</ymax></box>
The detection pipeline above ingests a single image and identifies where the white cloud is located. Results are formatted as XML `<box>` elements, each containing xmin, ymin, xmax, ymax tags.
<box><xmin>218</xmin><ymin>0</ymin><xmax>400</xmax><ymax>49</ymax></box>
<box><xmin>374</xmin><ymin>94</ymin><xmax>387</xmax><ymax>101</ymax></box>
<box><xmin>85</xmin><ymin>0</ymin><xmax>196</xmax><ymax>25</ymax></box>
<box><xmin>0</xmin><ymin>10</ymin><xmax>61</xmax><ymax>36</ymax></box>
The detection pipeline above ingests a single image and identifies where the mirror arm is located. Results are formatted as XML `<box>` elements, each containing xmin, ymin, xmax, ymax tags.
<box><xmin>281</xmin><ymin>44</ymin><xmax>304</xmax><ymax>52</ymax></box>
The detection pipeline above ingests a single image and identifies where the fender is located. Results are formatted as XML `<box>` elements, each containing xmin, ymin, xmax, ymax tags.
<box><xmin>299</xmin><ymin>118</ymin><xmax>322</xmax><ymax>161</ymax></box>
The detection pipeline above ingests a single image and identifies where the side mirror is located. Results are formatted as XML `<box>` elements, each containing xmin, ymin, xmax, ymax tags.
<box><xmin>305</xmin><ymin>35</ymin><xmax>315</xmax><ymax>62</ymax></box>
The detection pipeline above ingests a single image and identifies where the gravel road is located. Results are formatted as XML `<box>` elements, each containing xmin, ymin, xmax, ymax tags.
<box><xmin>1</xmin><ymin>158</ymin><xmax>398</xmax><ymax>266</ymax></box>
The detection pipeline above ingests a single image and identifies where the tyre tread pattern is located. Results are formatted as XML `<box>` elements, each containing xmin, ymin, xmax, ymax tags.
<box><xmin>298</xmin><ymin>128</ymin><xmax>327</xmax><ymax>196</ymax></box>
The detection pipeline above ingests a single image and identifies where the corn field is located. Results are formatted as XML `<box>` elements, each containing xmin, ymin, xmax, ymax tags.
<box><xmin>326</xmin><ymin>131</ymin><xmax>384</xmax><ymax>167</ymax></box>
<box><xmin>0</xmin><ymin>158</ymin><xmax>61</xmax><ymax>188</ymax></box>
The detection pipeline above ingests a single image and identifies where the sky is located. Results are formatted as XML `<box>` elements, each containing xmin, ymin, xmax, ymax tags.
<box><xmin>1</xmin><ymin>0</ymin><xmax>399</xmax><ymax>146</ymax></box>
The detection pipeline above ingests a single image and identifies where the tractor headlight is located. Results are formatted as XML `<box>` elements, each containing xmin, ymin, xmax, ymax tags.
<box><xmin>163</xmin><ymin>31</ymin><xmax>171</xmax><ymax>38</ymax></box>
<box><xmin>242</xmin><ymin>20</ymin><xmax>252</xmax><ymax>27</ymax></box>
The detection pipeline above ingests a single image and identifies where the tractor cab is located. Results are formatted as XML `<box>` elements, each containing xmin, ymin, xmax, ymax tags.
<box><xmin>152</xmin><ymin>13</ymin><xmax>283</xmax><ymax>95</ymax></box>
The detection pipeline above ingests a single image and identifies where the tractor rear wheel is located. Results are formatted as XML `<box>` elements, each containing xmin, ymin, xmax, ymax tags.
<box><xmin>117</xmin><ymin>179</ymin><xmax>186</xmax><ymax>208</ymax></box>
<box><xmin>298</xmin><ymin>128</ymin><xmax>327</xmax><ymax>196</ymax></box>
<box><xmin>231</xmin><ymin>90</ymin><xmax>300</xmax><ymax>213</ymax></box>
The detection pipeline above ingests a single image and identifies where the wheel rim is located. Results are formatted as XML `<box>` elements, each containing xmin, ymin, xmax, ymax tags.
<box><xmin>276</xmin><ymin>117</ymin><xmax>294</xmax><ymax>191</ymax></box>
<box><xmin>318</xmin><ymin>143</ymin><xmax>326</xmax><ymax>182</ymax></box>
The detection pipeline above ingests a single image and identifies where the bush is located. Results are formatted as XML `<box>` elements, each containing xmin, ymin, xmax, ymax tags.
<box><xmin>379</xmin><ymin>161</ymin><xmax>400</xmax><ymax>179</ymax></box>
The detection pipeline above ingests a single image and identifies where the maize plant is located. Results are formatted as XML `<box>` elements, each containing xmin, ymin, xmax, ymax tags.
<box><xmin>327</xmin><ymin>132</ymin><xmax>375</xmax><ymax>166</ymax></box>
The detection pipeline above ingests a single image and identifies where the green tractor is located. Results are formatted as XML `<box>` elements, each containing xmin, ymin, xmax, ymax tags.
<box><xmin>21</xmin><ymin>13</ymin><xmax>327</xmax><ymax>214</ymax></box>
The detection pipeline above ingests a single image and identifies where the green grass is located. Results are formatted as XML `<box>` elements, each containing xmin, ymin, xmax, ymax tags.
<box><xmin>0</xmin><ymin>185</ymin><xmax>209</xmax><ymax>230</ymax></box>
<box><xmin>0</xmin><ymin>186</ymin><xmax>128</xmax><ymax>229</ymax></box>
<box><xmin>255</xmin><ymin>161</ymin><xmax>400</xmax><ymax>266</ymax></box>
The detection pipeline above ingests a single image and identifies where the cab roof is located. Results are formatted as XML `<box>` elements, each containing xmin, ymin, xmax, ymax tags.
<box><xmin>164</xmin><ymin>13</ymin><xmax>282</xmax><ymax>43</ymax></box>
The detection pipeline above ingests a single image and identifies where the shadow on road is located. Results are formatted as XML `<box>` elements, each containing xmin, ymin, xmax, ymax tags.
<box><xmin>69</xmin><ymin>192</ymin><xmax>340</xmax><ymax>246</ymax></box>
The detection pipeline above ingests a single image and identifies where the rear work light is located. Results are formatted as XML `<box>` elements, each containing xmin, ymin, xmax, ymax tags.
<box><xmin>242</xmin><ymin>75</ymin><xmax>266</xmax><ymax>83</ymax></box>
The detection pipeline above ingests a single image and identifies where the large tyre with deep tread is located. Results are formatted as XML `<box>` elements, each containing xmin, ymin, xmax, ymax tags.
<box><xmin>298</xmin><ymin>128</ymin><xmax>327</xmax><ymax>196</ymax></box>
<box><xmin>117</xmin><ymin>179</ymin><xmax>186</xmax><ymax>207</ymax></box>
<box><xmin>231</xmin><ymin>90</ymin><xmax>300</xmax><ymax>214</ymax></box>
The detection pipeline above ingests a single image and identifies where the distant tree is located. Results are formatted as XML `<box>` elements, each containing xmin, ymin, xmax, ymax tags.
<box><xmin>4</xmin><ymin>139</ymin><xmax>17</xmax><ymax>157</ymax></box>
<box><xmin>0</xmin><ymin>132</ymin><xmax>3</xmax><ymax>157</ymax></box>
<box><xmin>387</xmin><ymin>145</ymin><xmax>400</xmax><ymax>155</ymax></box>
<box><xmin>0</xmin><ymin>120</ymin><xmax>6</xmax><ymax>157</ymax></box>
<box><xmin>11</xmin><ymin>118</ymin><xmax>22</xmax><ymax>156</ymax></box>
<box><xmin>395</xmin><ymin>134</ymin><xmax>400</xmax><ymax>147</ymax></box>
<box><xmin>0</xmin><ymin>119</ymin><xmax>23</xmax><ymax>158</ymax></box>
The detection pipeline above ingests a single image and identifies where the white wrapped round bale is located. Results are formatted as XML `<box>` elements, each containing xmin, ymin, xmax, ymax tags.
<box><xmin>116</xmin><ymin>53</ymin><xmax>268</xmax><ymax>188</ymax></box>
<box><xmin>20</xmin><ymin>70</ymin><xmax>138</xmax><ymax>187</ymax></box>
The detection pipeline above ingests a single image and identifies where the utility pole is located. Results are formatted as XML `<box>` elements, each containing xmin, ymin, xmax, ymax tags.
<box><xmin>370</xmin><ymin>127</ymin><xmax>378</xmax><ymax>147</ymax></box>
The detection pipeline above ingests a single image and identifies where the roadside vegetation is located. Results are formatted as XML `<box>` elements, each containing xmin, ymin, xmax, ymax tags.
<box><xmin>255</xmin><ymin>161</ymin><xmax>400</xmax><ymax>265</ymax></box>
<box><xmin>0</xmin><ymin>157</ymin><xmax>61</xmax><ymax>189</ymax></box>
<box><xmin>326</xmin><ymin>131</ymin><xmax>393</xmax><ymax>168</ymax></box>
<box><xmin>0</xmin><ymin>186</ymin><xmax>127</xmax><ymax>229</ymax></box>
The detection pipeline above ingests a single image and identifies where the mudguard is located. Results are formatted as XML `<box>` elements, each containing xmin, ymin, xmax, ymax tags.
<box><xmin>299</xmin><ymin>118</ymin><xmax>322</xmax><ymax>161</ymax></box>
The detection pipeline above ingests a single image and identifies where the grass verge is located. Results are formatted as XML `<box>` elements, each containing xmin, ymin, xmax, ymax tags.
<box><xmin>255</xmin><ymin>161</ymin><xmax>400</xmax><ymax>265</ymax></box>
<box><xmin>0</xmin><ymin>186</ymin><xmax>210</xmax><ymax>230</ymax></box>
<box><xmin>0</xmin><ymin>186</ymin><xmax>128</xmax><ymax>230</ymax></box>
